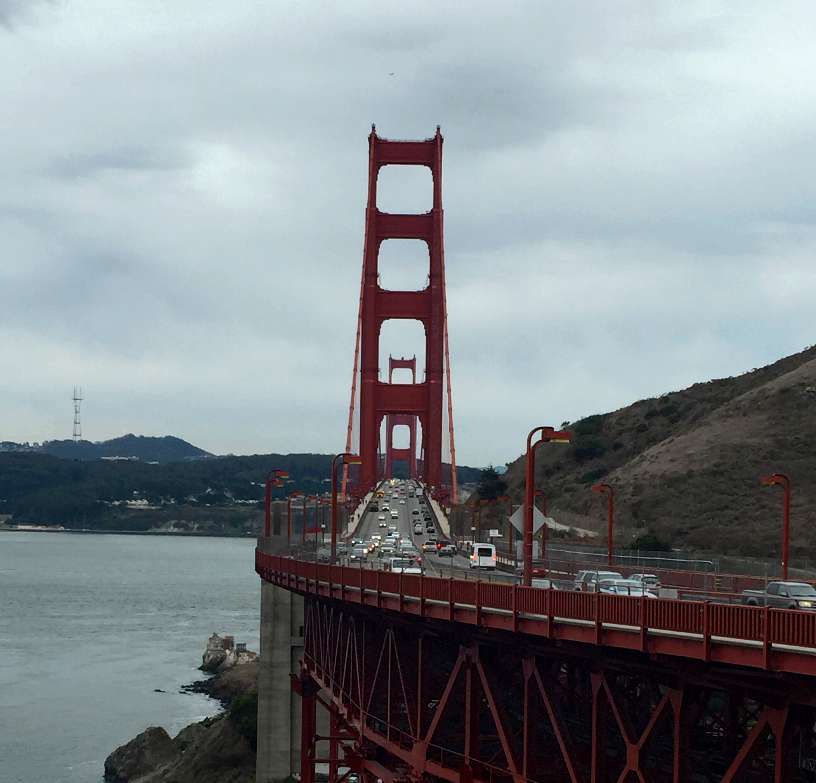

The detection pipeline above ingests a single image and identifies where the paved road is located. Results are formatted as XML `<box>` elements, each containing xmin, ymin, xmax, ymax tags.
<box><xmin>350</xmin><ymin>480</ymin><xmax>515</xmax><ymax>580</ymax></box>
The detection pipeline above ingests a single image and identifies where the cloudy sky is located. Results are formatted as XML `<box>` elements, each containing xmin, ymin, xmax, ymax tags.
<box><xmin>2</xmin><ymin>2</ymin><xmax>814</xmax><ymax>466</ymax></box>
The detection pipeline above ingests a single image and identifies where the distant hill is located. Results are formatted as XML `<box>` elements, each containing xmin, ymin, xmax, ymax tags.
<box><xmin>37</xmin><ymin>434</ymin><xmax>212</xmax><ymax>463</ymax></box>
<box><xmin>496</xmin><ymin>346</ymin><xmax>816</xmax><ymax>559</ymax></box>
<box><xmin>0</xmin><ymin>447</ymin><xmax>483</xmax><ymax>533</ymax></box>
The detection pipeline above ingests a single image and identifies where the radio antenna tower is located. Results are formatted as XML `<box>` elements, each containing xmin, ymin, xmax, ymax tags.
<box><xmin>72</xmin><ymin>386</ymin><xmax>83</xmax><ymax>442</ymax></box>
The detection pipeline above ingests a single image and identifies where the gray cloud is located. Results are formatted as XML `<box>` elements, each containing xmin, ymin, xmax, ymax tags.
<box><xmin>2</xmin><ymin>1</ymin><xmax>815</xmax><ymax>466</ymax></box>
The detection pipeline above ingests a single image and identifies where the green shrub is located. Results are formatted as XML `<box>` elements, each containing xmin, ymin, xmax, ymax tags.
<box><xmin>228</xmin><ymin>693</ymin><xmax>258</xmax><ymax>751</ymax></box>
<box><xmin>579</xmin><ymin>467</ymin><xmax>608</xmax><ymax>484</ymax></box>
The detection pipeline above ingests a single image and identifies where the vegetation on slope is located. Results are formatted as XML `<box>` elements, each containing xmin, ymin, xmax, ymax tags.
<box><xmin>0</xmin><ymin>451</ymin><xmax>481</xmax><ymax>533</ymax></box>
<box><xmin>497</xmin><ymin>346</ymin><xmax>816</xmax><ymax>559</ymax></box>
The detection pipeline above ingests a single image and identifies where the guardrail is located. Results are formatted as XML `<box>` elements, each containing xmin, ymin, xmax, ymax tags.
<box><xmin>256</xmin><ymin>550</ymin><xmax>816</xmax><ymax>677</ymax></box>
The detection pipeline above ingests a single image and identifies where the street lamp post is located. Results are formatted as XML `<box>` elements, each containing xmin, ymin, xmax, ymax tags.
<box><xmin>286</xmin><ymin>491</ymin><xmax>304</xmax><ymax>547</ymax></box>
<box><xmin>524</xmin><ymin>426</ymin><xmax>572</xmax><ymax>586</ymax></box>
<box><xmin>761</xmin><ymin>473</ymin><xmax>792</xmax><ymax>579</ymax></box>
<box><xmin>301</xmin><ymin>495</ymin><xmax>311</xmax><ymax>545</ymax></box>
<box><xmin>591</xmin><ymin>483</ymin><xmax>615</xmax><ymax>566</ymax></box>
<box><xmin>331</xmin><ymin>453</ymin><xmax>362</xmax><ymax>561</ymax></box>
<box><xmin>264</xmin><ymin>469</ymin><xmax>289</xmax><ymax>537</ymax></box>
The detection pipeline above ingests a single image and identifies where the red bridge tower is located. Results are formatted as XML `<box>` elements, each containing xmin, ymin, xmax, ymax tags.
<box><xmin>344</xmin><ymin>126</ymin><xmax>457</xmax><ymax>498</ymax></box>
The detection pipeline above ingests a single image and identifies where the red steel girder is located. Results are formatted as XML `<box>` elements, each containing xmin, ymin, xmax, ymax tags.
<box><xmin>285</xmin><ymin>583</ymin><xmax>816</xmax><ymax>783</ymax></box>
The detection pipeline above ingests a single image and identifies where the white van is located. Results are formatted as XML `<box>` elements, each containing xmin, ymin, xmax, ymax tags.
<box><xmin>469</xmin><ymin>543</ymin><xmax>497</xmax><ymax>570</ymax></box>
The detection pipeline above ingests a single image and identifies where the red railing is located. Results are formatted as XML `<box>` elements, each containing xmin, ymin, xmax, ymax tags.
<box><xmin>257</xmin><ymin>551</ymin><xmax>816</xmax><ymax>676</ymax></box>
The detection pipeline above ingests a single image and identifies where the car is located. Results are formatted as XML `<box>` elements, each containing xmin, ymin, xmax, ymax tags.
<box><xmin>574</xmin><ymin>570</ymin><xmax>623</xmax><ymax>592</ymax></box>
<box><xmin>412</xmin><ymin>509</ymin><xmax>420</xmax><ymax>516</ymax></box>
<box><xmin>531</xmin><ymin>578</ymin><xmax>559</xmax><ymax>589</ymax></box>
<box><xmin>382</xmin><ymin>504</ymin><xmax>390</xmax><ymax>512</ymax></box>
<box><xmin>438</xmin><ymin>544</ymin><xmax>456</xmax><ymax>557</ymax></box>
<box><xmin>387</xmin><ymin>557</ymin><xmax>422</xmax><ymax>574</ymax></box>
<box><xmin>399</xmin><ymin>499</ymin><xmax>406</xmax><ymax>505</ymax></box>
<box><xmin>377</xmin><ymin>514</ymin><xmax>386</xmax><ymax>521</ymax></box>
<box><xmin>469</xmin><ymin>543</ymin><xmax>497</xmax><ymax>570</ymax></box>
<box><xmin>629</xmin><ymin>573</ymin><xmax>661</xmax><ymax>590</ymax></box>
<box><xmin>390</xmin><ymin>511</ymin><xmax>399</xmax><ymax>520</ymax></box>
<box><xmin>379</xmin><ymin>544</ymin><xmax>396</xmax><ymax>558</ymax></box>
<box><xmin>379</xmin><ymin>521</ymin><xmax>387</xmax><ymax>528</ymax></box>
<box><xmin>413</xmin><ymin>523</ymin><xmax>424</xmax><ymax>535</ymax></box>
<box><xmin>388</xmin><ymin>525</ymin><xmax>397</xmax><ymax>532</ymax></box>
<box><xmin>349</xmin><ymin>545</ymin><xmax>368</xmax><ymax>561</ymax></box>
<box><xmin>421</xmin><ymin>541</ymin><xmax>437</xmax><ymax>553</ymax></box>
<box><xmin>743</xmin><ymin>581</ymin><xmax>816</xmax><ymax>609</ymax></box>
<box><xmin>598</xmin><ymin>579</ymin><xmax>657</xmax><ymax>598</ymax></box>
<box><xmin>316</xmin><ymin>547</ymin><xmax>332</xmax><ymax>563</ymax></box>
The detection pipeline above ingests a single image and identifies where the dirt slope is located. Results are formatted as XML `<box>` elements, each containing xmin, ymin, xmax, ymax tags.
<box><xmin>498</xmin><ymin>346</ymin><xmax>816</xmax><ymax>558</ymax></box>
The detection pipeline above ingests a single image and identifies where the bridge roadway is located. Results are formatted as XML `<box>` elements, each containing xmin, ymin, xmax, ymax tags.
<box><xmin>348</xmin><ymin>480</ymin><xmax>519</xmax><ymax>580</ymax></box>
<box><xmin>257</xmin><ymin>482</ymin><xmax>816</xmax><ymax>782</ymax></box>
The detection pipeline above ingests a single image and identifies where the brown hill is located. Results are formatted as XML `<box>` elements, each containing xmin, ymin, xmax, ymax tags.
<box><xmin>497</xmin><ymin>345</ymin><xmax>816</xmax><ymax>560</ymax></box>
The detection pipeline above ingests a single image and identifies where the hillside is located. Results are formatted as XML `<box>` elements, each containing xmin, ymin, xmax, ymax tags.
<box><xmin>0</xmin><ymin>450</ymin><xmax>482</xmax><ymax>534</ymax></box>
<box><xmin>38</xmin><ymin>434</ymin><xmax>212</xmax><ymax>463</ymax></box>
<box><xmin>497</xmin><ymin>346</ymin><xmax>816</xmax><ymax>559</ymax></box>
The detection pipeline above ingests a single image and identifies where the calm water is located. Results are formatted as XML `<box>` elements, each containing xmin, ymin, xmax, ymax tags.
<box><xmin>0</xmin><ymin>532</ymin><xmax>260</xmax><ymax>783</ymax></box>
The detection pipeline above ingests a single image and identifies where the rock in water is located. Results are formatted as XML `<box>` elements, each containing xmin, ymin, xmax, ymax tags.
<box><xmin>104</xmin><ymin>726</ymin><xmax>179</xmax><ymax>782</ymax></box>
<box><xmin>201</xmin><ymin>633</ymin><xmax>230</xmax><ymax>672</ymax></box>
<box><xmin>201</xmin><ymin>633</ymin><xmax>257</xmax><ymax>673</ymax></box>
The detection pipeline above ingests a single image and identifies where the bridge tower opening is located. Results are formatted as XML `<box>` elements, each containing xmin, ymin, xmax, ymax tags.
<box><xmin>383</xmin><ymin>356</ymin><xmax>419</xmax><ymax>479</ymax></box>
<box><xmin>343</xmin><ymin>126</ymin><xmax>458</xmax><ymax>501</ymax></box>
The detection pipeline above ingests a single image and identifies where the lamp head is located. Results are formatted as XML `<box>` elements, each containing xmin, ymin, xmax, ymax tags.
<box><xmin>760</xmin><ymin>473</ymin><xmax>786</xmax><ymax>487</ymax></box>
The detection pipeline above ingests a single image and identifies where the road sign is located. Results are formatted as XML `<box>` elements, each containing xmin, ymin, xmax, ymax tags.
<box><xmin>509</xmin><ymin>505</ymin><xmax>548</xmax><ymax>534</ymax></box>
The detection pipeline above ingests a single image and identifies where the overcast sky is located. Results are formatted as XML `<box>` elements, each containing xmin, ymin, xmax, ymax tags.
<box><xmin>2</xmin><ymin>2</ymin><xmax>815</xmax><ymax>466</ymax></box>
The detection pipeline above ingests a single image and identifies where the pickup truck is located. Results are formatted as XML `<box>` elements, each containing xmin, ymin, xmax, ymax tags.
<box><xmin>743</xmin><ymin>581</ymin><xmax>816</xmax><ymax>610</ymax></box>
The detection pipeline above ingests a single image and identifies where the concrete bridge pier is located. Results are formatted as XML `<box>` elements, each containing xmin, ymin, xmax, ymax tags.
<box><xmin>256</xmin><ymin>580</ymin><xmax>304</xmax><ymax>783</ymax></box>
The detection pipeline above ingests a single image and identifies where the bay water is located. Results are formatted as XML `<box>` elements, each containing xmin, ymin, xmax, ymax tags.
<box><xmin>0</xmin><ymin>531</ymin><xmax>260</xmax><ymax>783</ymax></box>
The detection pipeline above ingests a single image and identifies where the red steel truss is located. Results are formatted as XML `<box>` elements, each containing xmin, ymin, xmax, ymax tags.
<box><xmin>357</xmin><ymin>127</ymin><xmax>446</xmax><ymax>492</ymax></box>
<box><xmin>258</xmin><ymin>552</ymin><xmax>816</xmax><ymax>783</ymax></box>
<box><xmin>384</xmin><ymin>356</ymin><xmax>419</xmax><ymax>479</ymax></box>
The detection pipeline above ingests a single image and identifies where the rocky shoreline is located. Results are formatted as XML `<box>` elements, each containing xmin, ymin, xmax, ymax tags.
<box><xmin>104</xmin><ymin>635</ymin><xmax>259</xmax><ymax>783</ymax></box>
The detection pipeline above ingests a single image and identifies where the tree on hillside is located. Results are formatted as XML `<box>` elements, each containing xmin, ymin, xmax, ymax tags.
<box><xmin>477</xmin><ymin>466</ymin><xmax>507</xmax><ymax>500</ymax></box>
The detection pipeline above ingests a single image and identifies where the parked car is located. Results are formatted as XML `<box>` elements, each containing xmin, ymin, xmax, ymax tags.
<box><xmin>598</xmin><ymin>579</ymin><xmax>657</xmax><ymax>598</ymax></box>
<box><xmin>743</xmin><ymin>581</ymin><xmax>816</xmax><ymax>610</ymax></box>
<box><xmin>574</xmin><ymin>570</ymin><xmax>623</xmax><ymax>591</ymax></box>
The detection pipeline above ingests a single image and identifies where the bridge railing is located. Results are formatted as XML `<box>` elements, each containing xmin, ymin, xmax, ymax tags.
<box><xmin>257</xmin><ymin>551</ymin><xmax>816</xmax><ymax>676</ymax></box>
